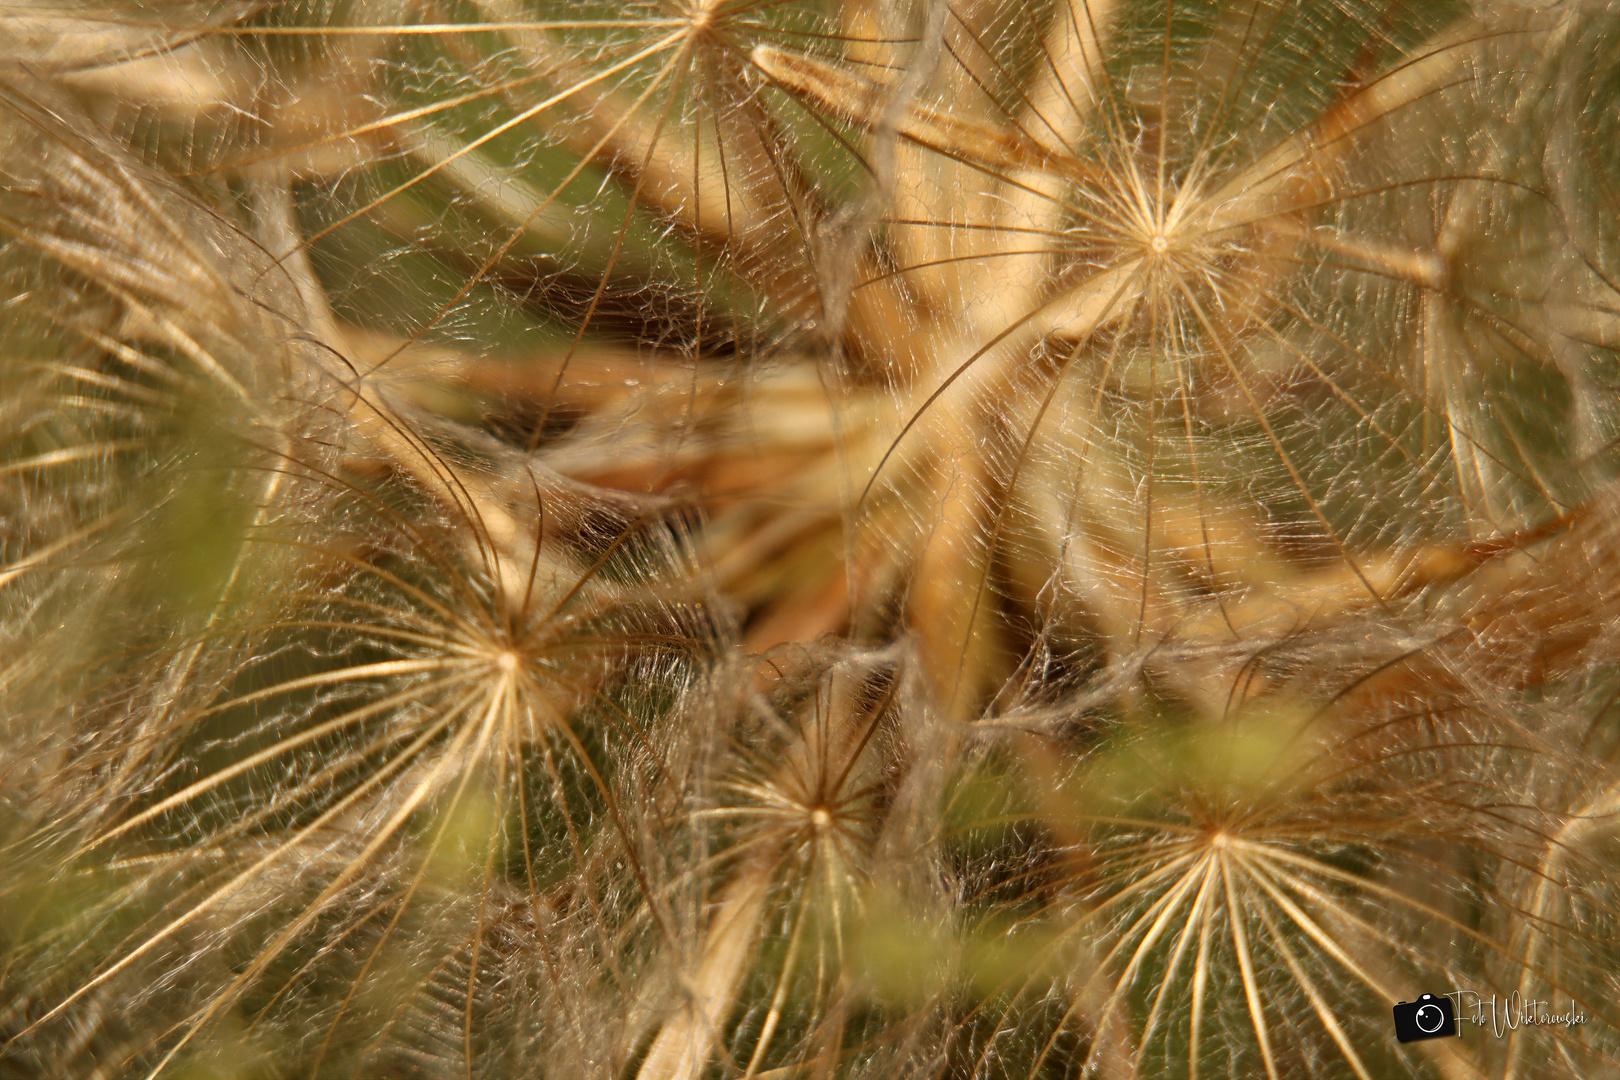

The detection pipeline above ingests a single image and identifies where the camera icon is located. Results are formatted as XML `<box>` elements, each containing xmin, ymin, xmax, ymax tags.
<box><xmin>1393</xmin><ymin>993</ymin><xmax>1458</xmax><ymax>1043</ymax></box>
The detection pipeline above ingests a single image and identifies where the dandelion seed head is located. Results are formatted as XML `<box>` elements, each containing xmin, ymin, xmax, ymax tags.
<box><xmin>9</xmin><ymin>1</ymin><xmax>1620</xmax><ymax>1078</ymax></box>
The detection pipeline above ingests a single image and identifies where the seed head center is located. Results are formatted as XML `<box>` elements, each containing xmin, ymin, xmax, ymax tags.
<box><xmin>1209</xmin><ymin>830</ymin><xmax>1230</xmax><ymax>851</ymax></box>
<box><xmin>496</xmin><ymin>650</ymin><xmax>521</xmax><ymax>674</ymax></box>
<box><xmin>687</xmin><ymin>0</ymin><xmax>720</xmax><ymax>33</ymax></box>
<box><xmin>1149</xmin><ymin>233</ymin><xmax>1170</xmax><ymax>255</ymax></box>
<box><xmin>809</xmin><ymin>807</ymin><xmax>832</xmax><ymax>829</ymax></box>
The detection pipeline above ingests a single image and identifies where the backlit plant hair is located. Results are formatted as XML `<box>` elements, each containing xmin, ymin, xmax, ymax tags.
<box><xmin>4</xmin><ymin>1</ymin><xmax>1620</xmax><ymax>1078</ymax></box>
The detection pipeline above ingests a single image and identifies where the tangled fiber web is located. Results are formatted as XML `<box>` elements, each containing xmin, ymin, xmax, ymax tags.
<box><xmin>3</xmin><ymin>0</ymin><xmax>1620</xmax><ymax>1077</ymax></box>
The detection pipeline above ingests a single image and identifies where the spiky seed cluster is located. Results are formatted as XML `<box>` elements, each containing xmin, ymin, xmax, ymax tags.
<box><xmin>4</xmin><ymin>1</ymin><xmax>1620</xmax><ymax>1079</ymax></box>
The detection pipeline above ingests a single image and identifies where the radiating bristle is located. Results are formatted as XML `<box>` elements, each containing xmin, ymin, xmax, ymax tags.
<box><xmin>4</xmin><ymin>1</ymin><xmax>1620</xmax><ymax>1078</ymax></box>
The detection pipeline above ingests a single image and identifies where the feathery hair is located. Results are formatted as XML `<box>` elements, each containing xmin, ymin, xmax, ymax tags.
<box><xmin>4</xmin><ymin>1</ymin><xmax>1620</xmax><ymax>1078</ymax></box>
